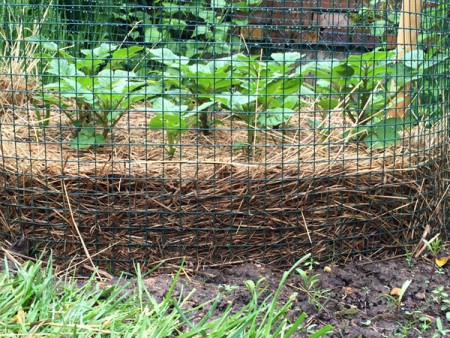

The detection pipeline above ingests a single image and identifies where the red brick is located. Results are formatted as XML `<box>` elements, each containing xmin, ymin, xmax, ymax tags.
<box><xmin>272</xmin><ymin>10</ymin><xmax>314</xmax><ymax>27</ymax></box>
<box><xmin>313</xmin><ymin>12</ymin><xmax>350</xmax><ymax>28</ymax></box>
<box><xmin>300</xmin><ymin>0</ymin><xmax>360</xmax><ymax>10</ymax></box>
<box><xmin>291</xmin><ymin>30</ymin><xmax>319</xmax><ymax>44</ymax></box>
<box><xmin>321</xmin><ymin>28</ymin><xmax>350</xmax><ymax>45</ymax></box>
<box><xmin>249</xmin><ymin>10</ymin><xmax>273</xmax><ymax>24</ymax></box>
<box><xmin>267</xmin><ymin>29</ymin><xmax>290</xmax><ymax>43</ymax></box>
<box><xmin>240</xmin><ymin>26</ymin><xmax>265</xmax><ymax>40</ymax></box>
<box><xmin>350</xmin><ymin>32</ymin><xmax>380</xmax><ymax>48</ymax></box>
<box><xmin>386</xmin><ymin>34</ymin><xmax>397</xmax><ymax>49</ymax></box>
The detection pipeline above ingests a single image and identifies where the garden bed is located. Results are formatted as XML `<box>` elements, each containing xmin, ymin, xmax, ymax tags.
<box><xmin>0</xmin><ymin>97</ymin><xmax>447</xmax><ymax>271</ymax></box>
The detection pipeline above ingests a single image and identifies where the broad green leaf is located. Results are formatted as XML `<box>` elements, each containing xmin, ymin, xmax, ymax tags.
<box><xmin>149</xmin><ymin>113</ymin><xmax>187</xmax><ymax>133</ymax></box>
<box><xmin>193</xmin><ymin>101</ymin><xmax>216</xmax><ymax>112</ymax></box>
<box><xmin>271</xmin><ymin>52</ymin><xmax>303</xmax><ymax>63</ymax></box>
<box><xmin>365</xmin><ymin>118</ymin><xmax>401</xmax><ymax>149</ymax></box>
<box><xmin>110</xmin><ymin>46</ymin><xmax>144</xmax><ymax>61</ymax></box>
<box><xmin>280</xmin><ymin>77</ymin><xmax>304</xmax><ymax>95</ymax></box>
<box><xmin>145</xmin><ymin>27</ymin><xmax>162</xmax><ymax>43</ymax></box>
<box><xmin>151</xmin><ymin>98</ymin><xmax>188</xmax><ymax>114</ymax></box>
<box><xmin>70</xmin><ymin>129</ymin><xmax>106</xmax><ymax>149</ymax></box>
<box><xmin>332</xmin><ymin>64</ymin><xmax>354</xmax><ymax>77</ymax></box>
<box><xmin>211</xmin><ymin>0</ymin><xmax>228</xmax><ymax>8</ymax></box>
<box><xmin>318</xmin><ymin>98</ymin><xmax>339</xmax><ymax>111</ymax></box>
<box><xmin>47</xmin><ymin>59</ymin><xmax>80</xmax><ymax>77</ymax></box>
<box><xmin>188</xmin><ymin>63</ymin><xmax>213</xmax><ymax>75</ymax></box>
<box><xmin>42</xmin><ymin>41</ymin><xmax>59</xmax><ymax>52</ymax></box>
<box><xmin>371</xmin><ymin>20</ymin><xmax>387</xmax><ymax>37</ymax></box>
<box><xmin>149</xmin><ymin>48</ymin><xmax>189</xmax><ymax>66</ymax></box>
<box><xmin>77</xmin><ymin>60</ymin><xmax>105</xmax><ymax>75</ymax></box>
<box><xmin>138</xmin><ymin>84</ymin><xmax>164</xmax><ymax>97</ymax></box>
<box><xmin>81</xmin><ymin>43</ymin><xmax>117</xmax><ymax>58</ymax></box>
<box><xmin>315</xmin><ymin>79</ymin><xmax>331</xmax><ymax>90</ymax></box>
<box><xmin>192</xmin><ymin>25</ymin><xmax>211</xmax><ymax>37</ymax></box>
<box><xmin>299</xmin><ymin>85</ymin><xmax>315</xmax><ymax>96</ymax></box>
<box><xmin>257</xmin><ymin>108</ymin><xmax>295</xmax><ymax>127</ymax></box>
<box><xmin>401</xmin><ymin>49</ymin><xmax>425</xmax><ymax>69</ymax></box>
<box><xmin>283</xmin><ymin>95</ymin><xmax>300</xmax><ymax>109</ymax></box>
<box><xmin>197</xmin><ymin>10</ymin><xmax>215</xmax><ymax>24</ymax></box>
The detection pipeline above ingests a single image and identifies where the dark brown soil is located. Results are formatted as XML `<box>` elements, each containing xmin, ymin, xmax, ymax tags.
<box><xmin>133</xmin><ymin>256</ymin><xmax>450</xmax><ymax>337</ymax></box>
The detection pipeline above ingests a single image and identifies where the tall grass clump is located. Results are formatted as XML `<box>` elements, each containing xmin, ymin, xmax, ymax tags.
<box><xmin>0</xmin><ymin>254</ymin><xmax>333</xmax><ymax>337</ymax></box>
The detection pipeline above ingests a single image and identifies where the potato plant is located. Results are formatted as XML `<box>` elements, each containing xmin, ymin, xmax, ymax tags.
<box><xmin>31</xmin><ymin>41</ymin><xmax>161</xmax><ymax>148</ymax></box>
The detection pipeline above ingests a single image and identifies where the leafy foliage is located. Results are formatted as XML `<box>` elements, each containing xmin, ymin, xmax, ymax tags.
<box><xmin>148</xmin><ymin>98</ymin><xmax>196</xmax><ymax>158</ymax></box>
<box><xmin>32</xmin><ymin>41</ymin><xmax>159</xmax><ymax>148</ymax></box>
<box><xmin>148</xmin><ymin>49</ymin><xmax>305</xmax><ymax>149</ymax></box>
<box><xmin>351</xmin><ymin>0</ymin><xmax>401</xmax><ymax>42</ymax></box>
<box><xmin>111</xmin><ymin>0</ymin><xmax>261</xmax><ymax>58</ymax></box>
<box><xmin>303</xmin><ymin>49</ymin><xmax>405</xmax><ymax>148</ymax></box>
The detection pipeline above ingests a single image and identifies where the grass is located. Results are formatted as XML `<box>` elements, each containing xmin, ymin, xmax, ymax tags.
<box><xmin>0</xmin><ymin>253</ymin><xmax>333</xmax><ymax>337</ymax></box>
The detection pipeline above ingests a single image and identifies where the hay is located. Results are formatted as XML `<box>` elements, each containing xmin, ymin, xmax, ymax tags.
<box><xmin>0</xmin><ymin>99</ymin><xmax>448</xmax><ymax>272</ymax></box>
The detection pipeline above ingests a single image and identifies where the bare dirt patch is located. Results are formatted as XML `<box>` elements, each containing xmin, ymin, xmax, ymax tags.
<box><xmin>129</xmin><ymin>255</ymin><xmax>450</xmax><ymax>337</ymax></box>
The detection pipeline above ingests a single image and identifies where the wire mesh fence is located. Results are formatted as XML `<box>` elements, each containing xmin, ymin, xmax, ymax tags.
<box><xmin>0</xmin><ymin>0</ymin><xmax>448</xmax><ymax>272</ymax></box>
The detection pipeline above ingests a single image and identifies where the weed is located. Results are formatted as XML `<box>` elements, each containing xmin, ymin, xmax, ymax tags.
<box><xmin>304</xmin><ymin>256</ymin><xmax>320</xmax><ymax>271</ymax></box>
<box><xmin>295</xmin><ymin>267</ymin><xmax>330</xmax><ymax>312</ymax></box>
<box><xmin>423</xmin><ymin>235</ymin><xmax>446</xmax><ymax>282</ymax></box>
<box><xmin>404</xmin><ymin>246</ymin><xmax>414</xmax><ymax>269</ymax></box>
<box><xmin>423</xmin><ymin>237</ymin><xmax>445</xmax><ymax>258</ymax></box>
<box><xmin>431</xmin><ymin>285</ymin><xmax>450</xmax><ymax>323</ymax></box>
<box><xmin>382</xmin><ymin>280</ymin><xmax>412</xmax><ymax>313</ymax></box>
<box><xmin>351</xmin><ymin>0</ymin><xmax>399</xmax><ymax>43</ymax></box>
<box><xmin>433</xmin><ymin>317</ymin><xmax>450</xmax><ymax>337</ymax></box>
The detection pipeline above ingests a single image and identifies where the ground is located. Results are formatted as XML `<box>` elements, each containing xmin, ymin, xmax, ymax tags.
<box><xmin>136</xmin><ymin>255</ymin><xmax>450</xmax><ymax>337</ymax></box>
<box><xmin>1</xmin><ymin>245</ymin><xmax>450</xmax><ymax>336</ymax></box>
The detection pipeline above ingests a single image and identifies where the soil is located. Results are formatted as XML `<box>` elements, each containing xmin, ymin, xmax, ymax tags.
<box><xmin>2</xmin><ymin>247</ymin><xmax>449</xmax><ymax>337</ymax></box>
<box><xmin>128</xmin><ymin>255</ymin><xmax>450</xmax><ymax>337</ymax></box>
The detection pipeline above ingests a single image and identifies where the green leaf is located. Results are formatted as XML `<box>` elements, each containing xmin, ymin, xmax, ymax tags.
<box><xmin>282</xmin><ymin>312</ymin><xmax>306</xmax><ymax>338</ymax></box>
<box><xmin>151</xmin><ymin>98</ymin><xmax>188</xmax><ymax>114</ymax></box>
<box><xmin>271</xmin><ymin>52</ymin><xmax>302</xmax><ymax>63</ymax></box>
<box><xmin>211</xmin><ymin>0</ymin><xmax>228</xmax><ymax>9</ymax></box>
<box><xmin>365</xmin><ymin>118</ymin><xmax>402</xmax><ymax>149</ymax></box>
<box><xmin>282</xmin><ymin>96</ymin><xmax>300</xmax><ymax>110</ymax></box>
<box><xmin>110</xmin><ymin>46</ymin><xmax>144</xmax><ymax>62</ymax></box>
<box><xmin>47</xmin><ymin>59</ymin><xmax>80</xmax><ymax>77</ymax></box>
<box><xmin>299</xmin><ymin>85</ymin><xmax>315</xmax><ymax>96</ymax></box>
<box><xmin>308</xmin><ymin>324</ymin><xmax>334</xmax><ymax>338</ymax></box>
<box><xmin>332</xmin><ymin>64</ymin><xmax>354</xmax><ymax>77</ymax></box>
<box><xmin>371</xmin><ymin>20</ymin><xmax>387</xmax><ymax>37</ymax></box>
<box><xmin>145</xmin><ymin>28</ymin><xmax>162</xmax><ymax>43</ymax></box>
<box><xmin>257</xmin><ymin>108</ymin><xmax>295</xmax><ymax>127</ymax></box>
<box><xmin>149</xmin><ymin>113</ymin><xmax>187</xmax><ymax>134</ymax></box>
<box><xmin>193</xmin><ymin>101</ymin><xmax>216</xmax><ymax>112</ymax></box>
<box><xmin>401</xmin><ymin>49</ymin><xmax>425</xmax><ymax>69</ymax></box>
<box><xmin>81</xmin><ymin>43</ymin><xmax>117</xmax><ymax>59</ymax></box>
<box><xmin>149</xmin><ymin>48</ymin><xmax>189</xmax><ymax>66</ymax></box>
<box><xmin>191</xmin><ymin>26</ymin><xmax>212</xmax><ymax>39</ymax></box>
<box><xmin>107</xmin><ymin>111</ymin><xmax>123</xmax><ymax>123</ymax></box>
<box><xmin>318</xmin><ymin>98</ymin><xmax>339</xmax><ymax>111</ymax></box>
<box><xmin>70</xmin><ymin>129</ymin><xmax>106</xmax><ymax>149</ymax></box>
<box><xmin>232</xmin><ymin>141</ymin><xmax>249</xmax><ymax>150</ymax></box>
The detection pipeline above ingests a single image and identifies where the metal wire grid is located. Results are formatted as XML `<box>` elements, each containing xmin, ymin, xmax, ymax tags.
<box><xmin>0</xmin><ymin>0</ymin><xmax>448</xmax><ymax>271</ymax></box>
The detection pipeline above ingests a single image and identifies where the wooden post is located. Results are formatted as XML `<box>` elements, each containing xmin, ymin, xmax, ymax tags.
<box><xmin>387</xmin><ymin>0</ymin><xmax>423</xmax><ymax>118</ymax></box>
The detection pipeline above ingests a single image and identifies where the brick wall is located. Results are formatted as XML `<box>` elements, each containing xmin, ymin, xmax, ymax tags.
<box><xmin>237</xmin><ymin>0</ymin><xmax>401</xmax><ymax>50</ymax></box>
